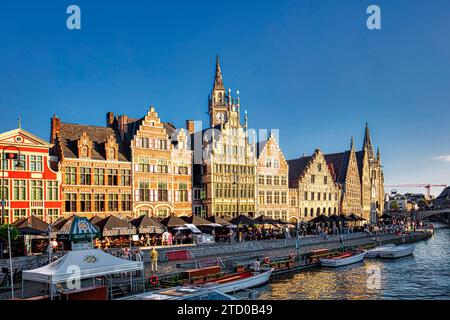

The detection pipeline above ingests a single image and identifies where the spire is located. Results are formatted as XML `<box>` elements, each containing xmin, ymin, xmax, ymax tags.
<box><xmin>377</xmin><ymin>147</ymin><xmax>381</xmax><ymax>161</ymax></box>
<box><xmin>363</xmin><ymin>122</ymin><xmax>375</xmax><ymax>158</ymax></box>
<box><xmin>18</xmin><ymin>116</ymin><xmax>21</xmax><ymax>129</ymax></box>
<box><xmin>350</xmin><ymin>136</ymin><xmax>355</xmax><ymax>151</ymax></box>
<box><xmin>213</xmin><ymin>55</ymin><xmax>224</xmax><ymax>90</ymax></box>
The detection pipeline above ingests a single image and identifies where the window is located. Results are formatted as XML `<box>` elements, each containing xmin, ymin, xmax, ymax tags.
<box><xmin>12</xmin><ymin>155</ymin><xmax>26</xmax><ymax>171</ymax></box>
<box><xmin>31</xmin><ymin>209</ymin><xmax>44</xmax><ymax>220</ymax></box>
<box><xmin>266</xmin><ymin>176</ymin><xmax>272</xmax><ymax>185</ymax></box>
<box><xmin>311</xmin><ymin>192</ymin><xmax>315</xmax><ymax>201</ymax></box>
<box><xmin>324</xmin><ymin>176</ymin><xmax>328</xmax><ymax>184</ymax></box>
<box><xmin>304</xmin><ymin>191</ymin><xmax>308</xmax><ymax>201</ymax></box>
<box><xmin>0</xmin><ymin>180</ymin><xmax>8</xmax><ymax>200</ymax></box>
<box><xmin>158</xmin><ymin>182</ymin><xmax>168</xmax><ymax>202</ymax></box>
<box><xmin>94</xmin><ymin>168</ymin><xmax>105</xmax><ymax>185</ymax></box>
<box><xmin>65</xmin><ymin>167</ymin><xmax>76</xmax><ymax>185</ymax></box>
<box><xmin>65</xmin><ymin>193</ymin><xmax>77</xmax><ymax>212</ymax></box>
<box><xmin>274</xmin><ymin>176</ymin><xmax>280</xmax><ymax>186</ymax></box>
<box><xmin>141</xmin><ymin>138</ymin><xmax>149</xmax><ymax>148</ymax></box>
<box><xmin>259</xmin><ymin>176</ymin><xmax>265</xmax><ymax>185</ymax></box>
<box><xmin>281</xmin><ymin>176</ymin><xmax>287</xmax><ymax>186</ymax></box>
<box><xmin>139</xmin><ymin>181</ymin><xmax>150</xmax><ymax>202</ymax></box>
<box><xmin>30</xmin><ymin>155</ymin><xmax>43</xmax><ymax>171</ymax></box>
<box><xmin>281</xmin><ymin>192</ymin><xmax>287</xmax><ymax>204</ymax></box>
<box><xmin>30</xmin><ymin>180</ymin><xmax>43</xmax><ymax>200</ymax></box>
<box><xmin>80</xmin><ymin>193</ymin><xmax>91</xmax><ymax>212</ymax></box>
<box><xmin>156</xmin><ymin>208</ymin><xmax>169</xmax><ymax>218</ymax></box>
<box><xmin>121</xmin><ymin>194</ymin><xmax>131</xmax><ymax>211</ymax></box>
<box><xmin>47</xmin><ymin>209</ymin><xmax>59</xmax><ymax>223</ymax></box>
<box><xmin>156</xmin><ymin>163</ymin><xmax>168</xmax><ymax>174</ymax></box>
<box><xmin>274</xmin><ymin>160</ymin><xmax>279</xmax><ymax>169</ymax></box>
<box><xmin>194</xmin><ymin>189</ymin><xmax>201</xmax><ymax>200</ymax></box>
<box><xmin>120</xmin><ymin>170</ymin><xmax>131</xmax><ymax>186</ymax></box>
<box><xmin>138</xmin><ymin>158</ymin><xmax>150</xmax><ymax>172</ymax></box>
<box><xmin>274</xmin><ymin>192</ymin><xmax>280</xmax><ymax>204</ymax></box>
<box><xmin>266</xmin><ymin>191</ymin><xmax>273</xmax><ymax>204</ymax></box>
<box><xmin>80</xmin><ymin>167</ymin><xmax>91</xmax><ymax>185</ymax></box>
<box><xmin>108</xmin><ymin>194</ymin><xmax>119</xmax><ymax>211</ymax></box>
<box><xmin>178</xmin><ymin>183</ymin><xmax>188</xmax><ymax>202</ymax></box>
<box><xmin>13</xmin><ymin>209</ymin><xmax>27</xmax><ymax>222</ymax></box>
<box><xmin>46</xmin><ymin>181</ymin><xmax>58</xmax><ymax>201</ymax></box>
<box><xmin>304</xmin><ymin>208</ymin><xmax>308</xmax><ymax>217</ymax></box>
<box><xmin>94</xmin><ymin>194</ymin><xmax>105</xmax><ymax>212</ymax></box>
<box><xmin>13</xmin><ymin>180</ymin><xmax>26</xmax><ymax>200</ymax></box>
<box><xmin>311</xmin><ymin>175</ymin><xmax>316</xmax><ymax>184</ymax></box>
<box><xmin>310</xmin><ymin>208</ymin><xmax>314</xmax><ymax>217</ymax></box>
<box><xmin>259</xmin><ymin>191</ymin><xmax>265</xmax><ymax>204</ymax></box>
<box><xmin>107</xmin><ymin>169</ymin><xmax>118</xmax><ymax>186</ymax></box>
<box><xmin>318</xmin><ymin>163</ymin><xmax>322</xmax><ymax>171</ymax></box>
<box><xmin>318</xmin><ymin>193</ymin><xmax>321</xmax><ymax>201</ymax></box>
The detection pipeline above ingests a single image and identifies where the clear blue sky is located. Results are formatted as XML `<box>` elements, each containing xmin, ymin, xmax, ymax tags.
<box><xmin>1</xmin><ymin>0</ymin><xmax>449</xmax><ymax>195</ymax></box>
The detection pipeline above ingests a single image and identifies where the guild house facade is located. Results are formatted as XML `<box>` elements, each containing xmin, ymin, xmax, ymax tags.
<box><xmin>107</xmin><ymin>107</ymin><xmax>193</xmax><ymax>218</ymax></box>
<box><xmin>0</xmin><ymin>125</ymin><xmax>62</xmax><ymax>224</ymax></box>
<box><xmin>195</xmin><ymin>56</ymin><xmax>257</xmax><ymax>218</ymax></box>
<box><xmin>50</xmin><ymin>116</ymin><xmax>133</xmax><ymax>219</ymax></box>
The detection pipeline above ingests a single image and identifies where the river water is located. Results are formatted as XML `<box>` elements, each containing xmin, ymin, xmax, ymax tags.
<box><xmin>252</xmin><ymin>223</ymin><xmax>450</xmax><ymax>300</ymax></box>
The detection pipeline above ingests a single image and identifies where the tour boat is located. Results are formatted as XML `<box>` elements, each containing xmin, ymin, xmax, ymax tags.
<box><xmin>365</xmin><ymin>244</ymin><xmax>396</xmax><ymax>258</ymax></box>
<box><xmin>205</xmin><ymin>268</ymin><xmax>273</xmax><ymax>294</ymax></box>
<box><xmin>379</xmin><ymin>245</ymin><xmax>415</xmax><ymax>259</ymax></box>
<box><xmin>320</xmin><ymin>251</ymin><xmax>366</xmax><ymax>267</ymax></box>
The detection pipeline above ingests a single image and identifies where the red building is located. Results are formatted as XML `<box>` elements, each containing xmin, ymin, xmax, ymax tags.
<box><xmin>0</xmin><ymin>126</ymin><xmax>62</xmax><ymax>224</ymax></box>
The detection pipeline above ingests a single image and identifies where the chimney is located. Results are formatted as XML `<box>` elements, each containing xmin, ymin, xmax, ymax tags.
<box><xmin>50</xmin><ymin>114</ymin><xmax>61</xmax><ymax>143</ymax></box>
<box><xmin>186</xmin><ymin>120</ymin><xmax>195</xmax><ymax>135</ymax></box>
<box><xmin>118</xmin><ymin>115</ymin><xmax>129</xmax><ymax>139</ymax></box>
<box><xmin>106</xmin><ymin>112</ymin><xmax>115</xmax><ymax>127</ymax></box>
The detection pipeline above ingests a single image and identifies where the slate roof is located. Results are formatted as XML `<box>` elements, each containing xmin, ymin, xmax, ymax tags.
<box><xmin>287</xmin><ymin>156</ymin><xmax>313</xmax><ymax>188</ymax></box>
<box><xmin>56</xmin><ymin>122</ymin><xmax>129</xmax><ymax>161</ymax></box>
<box><xmin>324</xmin><ymin>152</ymin><xmax>351</xmax><ymax>184</ymax></box>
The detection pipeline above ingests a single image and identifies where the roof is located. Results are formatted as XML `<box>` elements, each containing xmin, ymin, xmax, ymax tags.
<box><xmin>287</xmin><ymin>156</ymin><xmax>313</xmax><ymax>187</ymax></box>
<box><xmin>22</xmin><ymin>249</ymin><xmax>143</xmax><ymax>284</ymax></box>
<box><xmin>56</xmin><ymin>122</ymin><xmax>129</xmax><ymax>161</ymax></box>
<box><xmin>436</xmin><ymin>186</ymin><xmax>450</xmax><ymax>200</ymax></box>
<box><xmin>324</xmin><ymin>151</ymin><xmax>350</xmax><ymax>184</ymax></box>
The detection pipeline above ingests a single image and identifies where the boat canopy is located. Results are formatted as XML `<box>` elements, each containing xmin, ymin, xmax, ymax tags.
<box><xmin>22</xmin><ymin>249</ymin><xmax>143</xmax><ymax>285</ymax></box>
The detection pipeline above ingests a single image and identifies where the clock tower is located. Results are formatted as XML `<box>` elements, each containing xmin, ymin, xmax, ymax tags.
<box><xmin>209</xmin><ymin>55</ymin><xmax>229</xmax><ymax>127</ymax></box>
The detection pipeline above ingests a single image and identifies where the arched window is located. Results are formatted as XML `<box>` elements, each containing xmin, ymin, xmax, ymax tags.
<box><xmin>323</xmin><ymin>207</ymin><xmax>326</xmax><ymax>214</ymax></box>
<box><xmin>310</xmin><ymin>208</ymin><xmax>314</xmax><ymax>217</ymax></box>
<box><xmin>328</xmin><ymin>207</ymin><xmax>332</xmax><ymax>215</ymax></box>
<box><xmin>218</xmin><ymin>92</ymin><xmax>223</xmax><ymax>102</ymax></box>
<box><xmin>304</xmin><ymin>207</ymin><xmax>308</xmax><ymax>217</ymax></box>
<box><xmin>334</xmin><ymin>207</ymin><xmax>337</xmax><ymax>214</ymax></box>
<box><xmin>316</xmin><ymin>207</ymin><xmax>321</xmax><ymax>216</ymax></box>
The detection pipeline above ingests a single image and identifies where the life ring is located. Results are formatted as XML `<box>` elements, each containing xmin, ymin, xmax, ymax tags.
<box><xmin>149</xmin><ymin>275</ymin><xmax>159</xmax><ymax>286</ymax></box>
<box><xmin>263</xmin><ymin>257</ymin><xmax>270</xmax><ymax>264</ymax></box>
<box><xmin>289</xmin><ymin>252</ymin><xmax>296</xmax><ymax>260</ymax></box>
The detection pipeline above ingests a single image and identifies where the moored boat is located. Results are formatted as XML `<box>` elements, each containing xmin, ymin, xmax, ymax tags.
<box><xmin>366</xmin><ymin>244</ymin><xmax>396</xmax><ymax>258</ymax></box>
<box><xmin>320</xmin><ymin>251</ymin><xmax>366</xmax><ymax>267</ymax></box>
<box><xmin>379</xmin><ymin>245</ymin><xmax>415</xmax><ymax>259</ymax></box>
<box><xmin>206</xmin><ymin>268</ymin><xmax>273</xmax><ymax>294</ymax></box>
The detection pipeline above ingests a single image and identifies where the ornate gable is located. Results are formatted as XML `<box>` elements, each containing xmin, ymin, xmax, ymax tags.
<box><xmin>77</xmin><ymin>132</ymin><xmax>92</xmax><ymax>159</ymax></box>
<box><xmin>0</xmin><ymin>128</ymin><xmax>53</xmax><ymax>149</ymax></box>
<box><xmin>105</xmin><ymin>134</ymin><xmax>119</xmax><ymax>161</ymax></box>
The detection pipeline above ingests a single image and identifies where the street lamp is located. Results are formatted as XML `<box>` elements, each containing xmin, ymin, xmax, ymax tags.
<box><xmin>1</xmin><ymin>145</ymin><xmax>24</xmax><ymax>300</ymax></box>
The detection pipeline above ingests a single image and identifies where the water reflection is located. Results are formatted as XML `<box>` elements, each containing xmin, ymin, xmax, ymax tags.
<box><xmin>255</xmin><ymin>224</ymin><xmax>450</xmax><ymax>300</ymax></box>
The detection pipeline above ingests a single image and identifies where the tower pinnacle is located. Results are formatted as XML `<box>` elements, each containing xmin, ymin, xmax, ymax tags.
<box><xmin>213</xmin><ymin>55</ymin><xmax>224</xmax><ymax>90</ymax></box>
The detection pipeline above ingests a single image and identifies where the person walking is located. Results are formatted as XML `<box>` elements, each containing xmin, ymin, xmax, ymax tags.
<box><xmin>150</xmin><ymin>247</ymin><xmax>159</xmax><ymax>273</ymax></box>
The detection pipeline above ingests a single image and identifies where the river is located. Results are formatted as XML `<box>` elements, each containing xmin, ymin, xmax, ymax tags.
<box><xmin>251</xmin><ymin>223</ymin><xmax>450</xmax><ymax>300</ymax></box>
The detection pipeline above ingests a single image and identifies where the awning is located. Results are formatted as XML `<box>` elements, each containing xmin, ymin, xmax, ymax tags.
<box><xmin>22</xmin><ymin>249</ymin><xmax>143</xmax><ymax>285</ymax></box>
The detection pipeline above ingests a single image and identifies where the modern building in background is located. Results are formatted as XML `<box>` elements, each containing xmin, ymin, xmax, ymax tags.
<box><xmin>50</xmin><ymin>116</ymin><xmax>133</xmax><ymax>219</ymax></box>
<box><xmin>1</xmin><ymin>126</ymin><xmax>62</xmax><ymax>224</ymax></box>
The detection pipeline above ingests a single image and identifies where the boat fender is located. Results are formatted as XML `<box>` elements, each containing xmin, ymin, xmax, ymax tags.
<box><xmin>263</xmin><ymin>257</ymin><xmax>270</xmax><ymax>264</ymax></box>
<box><xmin>289</xmin><ymin>252</ymin><xmax>296</xmax><ymax>260</ymax></box>
<box><xmin>149</xmin><ymin>275</ymin><xmax>159</xmax><ymax>285</ymax></box>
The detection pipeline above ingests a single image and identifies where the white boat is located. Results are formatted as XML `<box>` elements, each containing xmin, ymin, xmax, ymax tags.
<box><xmin>366</xmin><ymin>244</ymin><xmax>396</xmax><ymax>258</ymax></box>
<box><xmin>120</xmin><ymin>287</ymin><xmax>238</xmax><ymax>300</ymax></box>
<box><xmin>207</xmin><ymin>268</ymin><xmax>273</xmax><ymax>294</ymax></box>
<box><xmin>379</xmin><ymin>245</ymin><xmax>415</xmax><ymax>259</ymax></box>
<box><xmin>320</xmin><ymin>251</ymin><xmax>366</xmax><ymax>267</ymax></box>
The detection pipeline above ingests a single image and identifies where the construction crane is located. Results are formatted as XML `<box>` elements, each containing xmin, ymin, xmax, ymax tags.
<box><xmin>384</xmin><ymin>184</ymin><xmax>447</xmax><ymax>198</ymax></box>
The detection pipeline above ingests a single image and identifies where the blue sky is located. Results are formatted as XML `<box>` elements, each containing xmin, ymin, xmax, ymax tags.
<box><xmin>0</xmin><ymin>0</ymin><xmax>449</xmax><ymax>195</ymax></box>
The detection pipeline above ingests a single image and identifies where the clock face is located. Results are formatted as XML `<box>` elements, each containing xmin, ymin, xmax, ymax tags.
<box><xmin>216</xmin><ymin>112</ymin><xmax>224</xmax><ymax>122</ymax></box>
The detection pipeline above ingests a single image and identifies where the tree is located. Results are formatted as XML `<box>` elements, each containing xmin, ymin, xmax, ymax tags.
<box><xmin>0</xmin><ymin>224</ymin><xmax>19</xmax><ymax>242</ymax></box>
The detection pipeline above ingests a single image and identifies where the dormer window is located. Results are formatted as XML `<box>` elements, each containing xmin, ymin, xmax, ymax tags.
<box><xmin>77</xmin><ymin>132</ymin><xmax>92</xmax><ymax>159</ymax></box>
<box><xmin>105</xmin><ymin>134</ymin><xmax>118</xmax><ymax>161</ymax></box>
